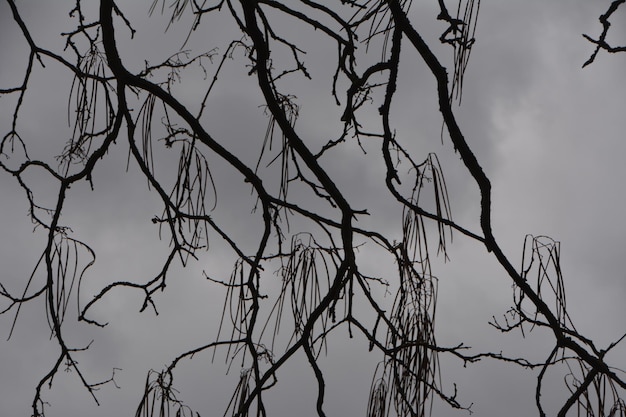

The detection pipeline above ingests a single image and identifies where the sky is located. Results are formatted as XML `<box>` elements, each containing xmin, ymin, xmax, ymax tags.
<box><xmin>1</xmin><ymin>1</ymin><xmax>626</xmax><ymax>417</ymax></box>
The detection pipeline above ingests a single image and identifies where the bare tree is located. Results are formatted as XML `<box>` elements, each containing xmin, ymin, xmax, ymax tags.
<box><xmin>1</xmin><ymin>1</ymin><xmax>625</xmax><ymax>416</ymax></box>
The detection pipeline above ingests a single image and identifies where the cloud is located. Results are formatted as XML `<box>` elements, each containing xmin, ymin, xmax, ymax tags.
<box><xmin>1</xmin><ymin>2</ymin><xmax>626</xmax><ymax>416</ymax></box>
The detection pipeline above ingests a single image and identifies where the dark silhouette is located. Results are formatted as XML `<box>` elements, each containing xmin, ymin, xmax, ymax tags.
<box><xmin>1</xmin><ymin>1</ymin><xmax>625</xmax><ymax>416</ymax></box>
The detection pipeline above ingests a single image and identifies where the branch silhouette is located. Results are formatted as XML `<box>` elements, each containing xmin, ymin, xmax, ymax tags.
<box><xmin>1</xmin><ymin>1</ymin><xmax>625</xmax><ymax>416</ymax></box>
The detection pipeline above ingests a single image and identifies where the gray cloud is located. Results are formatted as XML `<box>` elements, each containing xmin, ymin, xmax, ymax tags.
<box><xmin>1</xmin><ymin>2</ymin><xmax>625</xmax><ymax>416</ymax></box>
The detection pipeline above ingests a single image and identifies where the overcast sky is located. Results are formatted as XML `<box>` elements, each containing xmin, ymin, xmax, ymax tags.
<box><xmin>1</xmin><ymin>1</ymin><xmax>626</xmax><ymax>417</ymax></box>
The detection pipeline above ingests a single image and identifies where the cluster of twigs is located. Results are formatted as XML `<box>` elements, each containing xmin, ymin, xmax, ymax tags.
<box><xmin>583</xmin><ymin>0</ymin><xmax>626</xmax><ymax>67</ymax></box>
<box><xmin>1</xmin><ymin>1</ymin><xmax>625</xmax><ymax>416</ymax></box>
<box><xmin>136</xmin><ymin>370</ymin><xmax>198</xmax><ymax>417</ymax></box>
